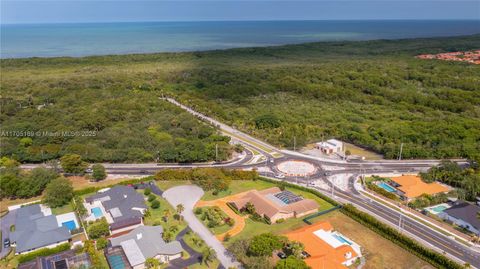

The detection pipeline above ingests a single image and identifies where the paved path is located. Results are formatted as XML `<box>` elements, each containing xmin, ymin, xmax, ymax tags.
<box><xmin>167</xmin><ymin>227</ymin><xmax>202</xmax><ymax>269</ymax></box>
<box><xmin>0</xmin><ymin>210</ymin><xmax>16</xmax><ymax>258</ymax></box>
<box><xmin>163</xmin><ymin>185</ymin><xmax>241</xmax><ymax>268</ymax></box>
<box><xmin>196</xmin><ymin>192</ymin><xmax>251</xmax><ymax>241</ymax></box>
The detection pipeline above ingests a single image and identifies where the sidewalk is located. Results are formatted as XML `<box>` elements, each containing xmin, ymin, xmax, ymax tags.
<box><xmin>354</xmin><ymin>177</ymin><xmax>477</xmax><ymax>248</ymax></box>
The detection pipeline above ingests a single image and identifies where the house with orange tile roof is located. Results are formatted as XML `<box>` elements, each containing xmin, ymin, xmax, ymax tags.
<box><xmin>229</xmin><ymin>187</ymin><xmax>318</xmax><ymax>223</ymax></box>
<box><xmin>285</xmin><ymin>221</ymin><xmax>362</xmax><ymax>269</ymax></box>
<box><xmin>390</xmin><ymin>175</ymin><xmax>450</xmax><ymax>201</ymax></box>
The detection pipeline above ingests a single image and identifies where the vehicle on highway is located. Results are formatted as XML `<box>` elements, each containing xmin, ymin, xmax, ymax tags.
<box><xmin>269</xmin><ymin>158</ymin><xmax>274</xmax><ymax>163</ymax></box>
<box><xmin>276</xmin><ymin>174</ymin><xmax>285</xmax><ymax>179</ymax></box>
<box><xmin>324</xmin><ymin>171</ymin><xmax>332</xmax><ymax>176</ymax></box>
<box><xmin>3</xmin><ymin>238</ymin><xmax>10</xmax><ymax>248</ymax></box>
<box><xmin>85</xmin><ymin>168</ymin><xmax>93</xmax><ymax>173</ymax></box>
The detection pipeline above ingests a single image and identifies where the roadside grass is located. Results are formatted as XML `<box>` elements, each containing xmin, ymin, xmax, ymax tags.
<box><xmin>308</xmin><ymin>211</ymin><xmax>434</xmax><ymax>269</ymax></box>
<box><xmin>140</xmin><ymin>190</ymin><xmax>187</xmax><ymax>238</ymax></box>
<box><xmin>156</xmin><ymin>180</ymin><xmax>193</xmax><ymax>191</ymax></box>
<box><xmin>0</xmin><ymin>249</ymin><xmax>17</xmax><ymax>269</ymax></box>
<box><xmin>344</xmin><ymin>142</ymin><xmax>384</xmax><ymax>160</ymax></box>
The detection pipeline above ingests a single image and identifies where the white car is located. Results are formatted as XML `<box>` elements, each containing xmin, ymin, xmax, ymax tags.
<box><xmin>276</xmin><ymin>174</ymin><xmax>285</xmax><ymax>179</ymax></box>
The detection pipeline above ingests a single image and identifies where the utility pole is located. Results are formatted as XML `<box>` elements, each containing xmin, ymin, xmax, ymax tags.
<box><xmin>398</xmin><ymin>143</ymin><xmax>404</xmax><ymax>161</ymax></box>
<box><xmin>293</xmin><ymin>136</ymin><xmax>296</xmax><ymax>151</ymax></box>
<box><xmin>215</xmin><ymin>143</ymin><xmax>218</xmax><ymax>162</ymax></box>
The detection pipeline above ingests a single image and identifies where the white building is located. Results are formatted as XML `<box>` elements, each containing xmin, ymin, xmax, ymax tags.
<box><xmin>109</xmin><ymin>226</ymin><xmax>183</xmax><ymax>269</ymax></box>
<box><xmin>315</xmin><ymin>139</ymin><xmax>344</xmax><ymax>155</ymax></box>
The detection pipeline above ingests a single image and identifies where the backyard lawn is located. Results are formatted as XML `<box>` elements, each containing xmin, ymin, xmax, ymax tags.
<box><xmin>306</xmin><ymin>211</ymin><xmax>435</xmax><ymax>269</ymax></box>
<box><xmin>51</xmin><ymin>202</ymin><xmax>74</xmax><ymax>215</ymax></box>
<box><xmin>140</xmin><ymin>190</ymin><xmax>187</xmax><ymax>238</ymax></box>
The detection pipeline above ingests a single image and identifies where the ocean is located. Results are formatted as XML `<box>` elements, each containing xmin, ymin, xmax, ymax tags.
<box><xmin>1</xmin><ymin>20</ymin><xmax>479</xmax><ymax>59</ymax></box>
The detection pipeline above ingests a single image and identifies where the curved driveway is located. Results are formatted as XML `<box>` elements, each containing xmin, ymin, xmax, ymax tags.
<box><xmin>162</xmin><ymin>185</ymin><xmax>241</xmax><ymax>268</ymax></box>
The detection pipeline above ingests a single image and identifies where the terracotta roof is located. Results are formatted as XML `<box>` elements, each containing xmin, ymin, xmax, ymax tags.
<box><xmin>285</xmin><ymin>222</ymin><xmax>358</xmax><ymax>269</ymax></box>
<box><xmin>390</xmin><ymin>175</ymin><xmax>449</xmax><ymax>199</ymax></box>
<box><xmin>230</xmin><ymin>187</ymin><xmax>318</xmax><ymax>219</ymax></box>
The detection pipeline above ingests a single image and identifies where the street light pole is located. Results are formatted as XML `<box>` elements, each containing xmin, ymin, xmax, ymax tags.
<box><xmin>398</xmin><ymin>143</ymin><xmax>404</xmax><ymax>161</ymax></box>
<box><xmin>293</xmin><ymin>136</ymin><xmax>296</xmax><ymax>151</ymax></box>
<box><xmin>215</xmin><ymin>143</ymin><xmax>218</xmax><ymax>162</ymax></box>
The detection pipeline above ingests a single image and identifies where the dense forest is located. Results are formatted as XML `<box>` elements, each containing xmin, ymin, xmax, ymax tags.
<box><xmin>1</xmin><ymin>35</ymin><xmax>479</xmax><ymax>162</ymax></box>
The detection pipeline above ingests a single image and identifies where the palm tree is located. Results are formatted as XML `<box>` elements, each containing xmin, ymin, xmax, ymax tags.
<box><xmin>176</xmin><ymin>203</ymin><xmax>185</xmax><ymax>214</ymax></box>
<box><xmin>201</xmin><ymin>247</ymin><xmax>216</xmax><ymax>266</ymax></box>
<box><xmin>163</xmin><ymin>209</ymin><xmax>171</xmax><ymax>222</ymax></box>
<box><xmin>176</xmin><ymin>204</ymin><xmax>185</xmax><ymax>220</ymax></box>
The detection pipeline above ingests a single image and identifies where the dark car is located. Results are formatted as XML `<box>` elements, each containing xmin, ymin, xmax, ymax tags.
<box><xmin>324</xmin><ymin>171</ymin><xmax>332</xmax><ymax>176</ymax></box>
<box><xmin>3</xmin><ymin>238</ymin><xmax>10</xmax><ymax>248</ymax></box>
<box><xmin>277</xmin><ymin>252</ymin><xmax>287</xmax><ymax>259</ymax></box>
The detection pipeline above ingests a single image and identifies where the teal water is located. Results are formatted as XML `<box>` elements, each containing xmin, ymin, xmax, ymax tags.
<box><xmin>1</xmin><ymin>20</ymin><xmax>479</xmax><ymax>58</ymax></box>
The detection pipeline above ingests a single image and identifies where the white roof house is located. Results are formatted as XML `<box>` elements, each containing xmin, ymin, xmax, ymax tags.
<box><xmin>316</xmin><ymin>139</ymin><xmax>344</xmax><ymax>154</ymax></box>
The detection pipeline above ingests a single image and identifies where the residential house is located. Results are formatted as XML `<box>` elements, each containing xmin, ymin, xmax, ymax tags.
<box><xmin>230</xmin><ymin>187</ymin><xmax>318</xmax><ymax>223</ymax></box>
<box><xmin>108</xmin><ymin>226</ymin><xmax>183</xmax><ymax>269</ymax></box>
<box><xmin>285</xmin><ymin>221</ymin><xmax>362</xmax><ymax>269</ymax></box>
<box><xmin>389</xmin><ymin>175</ymin><xmax>450</xmax><ymax>201</ymax></box>
<box><xmin>10</xmin><ymin>204</ymin><xmax>72</xmax><ymax>255</ymax></box>
<box><xmin>439</xmin><ymin>201</ymin><xmax>480</xmax><ymax>235</ymax></box>
<box><xmin>84</xmin><ymin>185</ymin><xmax>147</xmax><ymax>234</ymax></box>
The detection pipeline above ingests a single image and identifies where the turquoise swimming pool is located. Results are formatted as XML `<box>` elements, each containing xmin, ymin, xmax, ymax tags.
<box><xmin>107</xmin><ymin>255</ymin><xmax>126</xmax><ymax>269</ymax></box>
<box><xmin>91</xmin><ymin>207</ymin><xmax>103</xmax><ymax>218</ymax></box>
<box><xmin>333</xmin><ymin>234</ymin><xmax>352</xmax><ymax>245</ymax></box>
<box><xmin>378</xmin><ymin>182</ymin><xmax>396</xmax><ymax>192</ymax></box>
<box><xmin>62</xmin><ymin>220</ymin><xmax>77</xmax><ymax>231</ymax></box>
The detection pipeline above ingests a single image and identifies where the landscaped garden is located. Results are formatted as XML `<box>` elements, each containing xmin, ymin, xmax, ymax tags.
<box><xmin>194</xmin><ymin>206</ymin><xmax>234</xmax><ymax>235</ymax></box>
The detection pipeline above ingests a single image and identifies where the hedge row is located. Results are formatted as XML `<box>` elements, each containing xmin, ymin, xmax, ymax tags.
<box><xmin>73</xmin><ymin>178</ymin><xmax>150</xmax><ymax>196</ymax></box>
<box><xmin>258</xmin><ymin>177</ymin><xmax>463</xmax><ymax>269</ymax></box>
<box><xmin>367</xmin><ymin>183</ymin><xmax>399</xmax><ymax>200</ymax></box>
<box><xmin>341</xmin><ymin>204</ymin><xmax>464</xmax><ymax>269</ymax></box>
<box><xmin>17</xmin><ymin>243</ymin><xmax>70</xmax><ymax>263</ymax></box>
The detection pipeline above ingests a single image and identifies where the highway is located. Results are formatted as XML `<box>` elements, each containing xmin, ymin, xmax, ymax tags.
<box><xmin>19</xmin><ymin>98</ymin><xmax>478</xmax><ymax>268</ymax></box>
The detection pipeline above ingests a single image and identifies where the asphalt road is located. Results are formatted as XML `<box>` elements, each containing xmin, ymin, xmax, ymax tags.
<box><xmin>15</xmin><ymin>98</ymin><xmax>476</xmax><ymax>267</ymax></box>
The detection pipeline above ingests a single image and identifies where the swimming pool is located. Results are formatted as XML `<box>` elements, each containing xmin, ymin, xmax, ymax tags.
<box><xmin>91</xmin><ymin>207</ymin><xmax>103</xmax><ymax>218</ymax></box>
<box><xmin>62</xmin><ymin>220</ymin><xmax>77</xmax><ymax>231</ymax></box>
<box><xmin>432</xmin><ymin>205</ymin><xmax>448</xmax><ymax>213</ymax></box>
<box><xmin>107</xmin><ymin>255</ymin><xmax>127</xmax><ymax>269</ymax></box>
<box><xmin>377</xmin><ymin>182</ymin><xmax>396</xmax><ymax>192</ymax></box>
<box><xmin>333</xmin><ymin>234</ymin><xmax>352</xmax><ymax>245</ymax></box>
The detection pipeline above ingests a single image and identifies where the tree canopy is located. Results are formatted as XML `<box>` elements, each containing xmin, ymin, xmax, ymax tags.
<box><xmin>43</xmin><ymin>177</ymin><xmax>74</xmax><ymax>207</ymax></box>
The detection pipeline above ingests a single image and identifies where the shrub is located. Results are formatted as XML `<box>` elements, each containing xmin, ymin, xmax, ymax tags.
<box><xmin>87</xmin><ymin>218</ymin><xmax>110</xmax><ymax>239</ymax></box>
<box><xmin>43</xmin><ymin>177</ymin><xmax>74</xmax><ymax>208</ymax></box>
<box><xmin>248</xmin><ymin>233</ymin><xmax>286</xmax><ymax>256</ymax></box>
<box><xmin>144</xmin><ymin>188</ymin><xmax>152</xmax><ymax>195</ymax></box>
<box><xmin>225</xmin><ymin>217</ymin><xmax>235</xmax><ymax>226</ymax></box>
<box><xmin>194</xmin><ymin>207</ymin><xmax>203</xmax><ymax>215</ymax></box>
<box><xmin>17</xmin><ymin>243</ymin><xmax>70</xmax><ymax>263</ymax></box>
<box><xmin>91</xmin><ymin>164</ymin><xmax>106</xmax><ymax>181</ymax></box>
<box><xmin>151</xmin><ymin>199</ymin><xmax>160</xmax><ymax>209</ymax></box>
<box><xmin>96</xmin><ymin>237</ymin><xmax>108</xmax><ymax>250</ymax></box>
<box><xmin>276</xmin><ymin>218</ymin><xmax>285</xmax><ymax>224</ymax></box>
<box><xmin>148</xmin><ymin>194</ymin><xmax>157</xmax><ymax>202</ymax></box>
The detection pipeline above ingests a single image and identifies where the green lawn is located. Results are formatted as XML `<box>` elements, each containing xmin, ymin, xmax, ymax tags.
<box><xmin>228</xmin><ymin>216</ymin><xmax>310</xmax><ymax>246</ymax></box>
<box><xmin>51</xmin><ymin>202</ymin><xmax>74</xmax><ymax>215</ymax></box>
<box><xmin>203</xmin><ymin>179</ymin><xmax>333</xmax><ymax>211</ymax></box>
<box><xmin>140</xmin><ymin>190</ymin><xmax>187</xmax><ymax>238</ymax></box>
<box><xmin>194</xmin><ymin>206</ymin><xmax>232</xmax><ymax>235</ymax></box>
<box><xmin>202</xmin><ymin>180</ymin><xmax>278</xmax><ymax>201</ymax></box>
<box><xmin>183</xmin><ymin>231</ymin><xmax>221</xmax><ymax>269</ymax></box>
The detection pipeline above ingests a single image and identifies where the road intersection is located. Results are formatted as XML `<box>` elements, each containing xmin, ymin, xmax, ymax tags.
<box><xmin>18</xmin><ymin>98</ymin><xmax>478</xmax><ymax>268</ymax></box>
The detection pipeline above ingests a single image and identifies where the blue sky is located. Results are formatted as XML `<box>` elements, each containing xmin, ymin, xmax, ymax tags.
<box><xmin>2</xmin><ymin>1</ymin><xmax>479</xmax><ymax>24</ymax></box>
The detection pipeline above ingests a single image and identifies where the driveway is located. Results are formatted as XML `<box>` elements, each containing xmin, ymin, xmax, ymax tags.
<box><xmin>196</xmin><ymin>192</ymin><xmax>250</xmax><ymax>241</ymax></box>
<box><xmin>166</xmin><ymin>227</ymin><xmax>202</xmax><ymax>269</ymax></box>
<box><xmin>163</xmin><ymin>185</ymin><xmax>241</xmax><ymax>268</ymax></box>
<box><xmin>0</xmin><ymin>209</ymin><xmax>17</xmax><ymax>258</ymax></box>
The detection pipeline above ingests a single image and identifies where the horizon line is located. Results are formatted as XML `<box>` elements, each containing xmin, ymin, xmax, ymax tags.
<box><xmin>2</xmin><ymin>18</ymin><xmax>480</xmax><ymax>26</ymax></box>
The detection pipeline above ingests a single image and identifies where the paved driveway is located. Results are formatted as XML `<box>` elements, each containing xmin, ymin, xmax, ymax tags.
<box><xmin>0</xmin><ymin>209</ymin><xmax>17</xmax><ymax>258</ymax></box>
<box><xmin>163</xmin><ymin>185</ymin><xmax>241</xmax><ymax>269</ymax></box>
